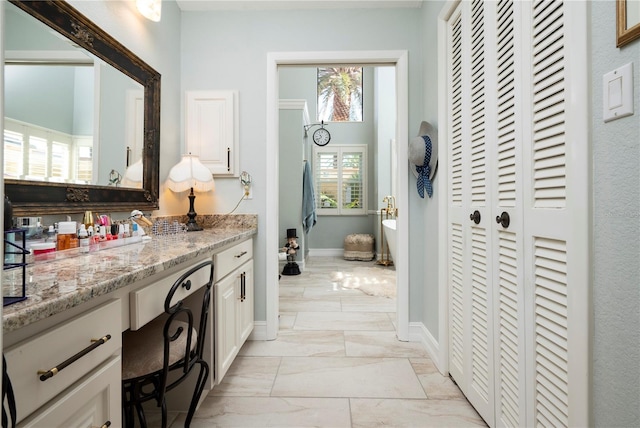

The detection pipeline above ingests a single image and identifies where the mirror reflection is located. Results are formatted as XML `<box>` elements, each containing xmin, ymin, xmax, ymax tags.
<box><xmin>4</xmin><ymin>2</ymin><xmax>144</xmax><ymax>189</ymax></box>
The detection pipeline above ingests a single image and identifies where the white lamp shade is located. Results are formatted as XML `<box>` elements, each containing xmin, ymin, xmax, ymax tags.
<box><xmin>166</xmin><ymin>154</ymin><xmax>215</xmax><ymax>193</ymax></box>
<box><xmin>121</xmin><ymin>158</ymin><xmax>143</xmax><ymax>188</ymax></box>
<box><xmin>137</xmin><ymin>0</ymin><xmax>161</xmax><ymax>22</ymax></box>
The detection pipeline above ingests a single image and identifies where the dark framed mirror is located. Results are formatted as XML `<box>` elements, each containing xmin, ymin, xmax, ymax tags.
<box><xmin>5</xmin><ymin>0</ymin><xmax>160</xmax><ymax>216</ymax></box>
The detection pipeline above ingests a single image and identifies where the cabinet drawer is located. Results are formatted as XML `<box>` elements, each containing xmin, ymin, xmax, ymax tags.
<box><xmin>214</xmin><ymin>239</ymin><xmax>253</xmax><ymax>281</ymax></box>
<box><xmin>5</xmin><ymin>299</ymin><xmax>121</xmax><ymax>423</ymax></box>
<box><xmin>18</xmin><ymin>356</ymin><xmax>121</xmax><ymax>428</ymax></box>
<box><xmin>130</xmin><ymin>259</ymin><xmax>212</xmax><ymax>330</ymax></box>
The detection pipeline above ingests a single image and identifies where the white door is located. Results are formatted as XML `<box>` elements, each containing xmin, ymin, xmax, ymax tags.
<box><xmin>443</xmin><ymin>1</ymin><xmax>589</xmax><ymax>426</ymax></box>
<box><xmin>447</xmin><ymin>1</ymin><xmax>496</xmax><ymax>424</ymax></box>
<box><xmin>520</xmin><ymin>1</ymin><xmax>590</xmax><ymax>426</ymax></box>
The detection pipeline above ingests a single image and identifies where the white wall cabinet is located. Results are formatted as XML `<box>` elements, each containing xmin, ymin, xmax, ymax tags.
<box><xmin>185</xmin><ymin>90</ymin><xmax>239</xmax><ymax>176</ymax></box>
<box><xmin>213</xmin><ymin>239</ymin><xmax>254</xmax><ymax>385</ymax></box>
<box><xmin>441</xmin><ymin>1</ymin><xmax>589</xmax><ymax>427</ymax></box>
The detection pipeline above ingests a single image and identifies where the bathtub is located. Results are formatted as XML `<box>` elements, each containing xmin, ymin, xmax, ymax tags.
<box><xmin>382</xmin><ymin>219</ymin><xmax>397</xmax><ymax>262</ymax></box>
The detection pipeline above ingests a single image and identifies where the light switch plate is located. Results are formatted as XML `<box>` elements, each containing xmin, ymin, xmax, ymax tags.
<box><xmin>603</xmin><ymin>62</ymin><xmax>634</xmax><ymax>122</ymax></box>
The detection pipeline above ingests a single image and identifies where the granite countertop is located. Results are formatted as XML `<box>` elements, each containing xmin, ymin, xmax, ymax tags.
<box><xmin>3</xmin><ymin>215</ymin><xmax>257</xmax><ymax>333</ymax></box>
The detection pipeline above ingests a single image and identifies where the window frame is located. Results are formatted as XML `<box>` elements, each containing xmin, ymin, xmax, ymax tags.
<box><xmin>313</xmin><ymin>144</ymin><xmax>367</xmax><ymax>216</ymax></box>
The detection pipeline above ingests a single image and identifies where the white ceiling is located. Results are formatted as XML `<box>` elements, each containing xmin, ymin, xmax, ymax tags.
<box><xmin>175</xmin><ymin>0</ymin><xmax>423</xmax><ymax>11</ymax></box>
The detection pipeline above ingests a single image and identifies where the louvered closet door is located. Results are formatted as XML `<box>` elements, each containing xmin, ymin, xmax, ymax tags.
<box><xmin>445</xmin><ymin>1</ymin><xmax>588</xmax><ymax>427</ymax></box>
<box><xmin>520</xmin><ymin>1</ymin><xmax>589</xmax><ymax>426</ymax></box>
<box><xmin>447</xmin><ymin>1</ymin><xmax>496</xmax><ymax>425</ymax></box>
<box><xmin>489</xmin><ymin>1</ymin><xmax>527</xmax><ymax>427</ymax></box>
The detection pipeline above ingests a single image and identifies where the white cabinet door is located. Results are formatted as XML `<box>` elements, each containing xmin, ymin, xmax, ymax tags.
<box><xmin>185</xmin><ymin>90</ymin><xmax>239</xmax><ymax>176</ymax></box>
<box><xmin>237</xmin><ymin>260</ymin><xmax>254</xmax><ymax>344</ymax></box>
<box><xmin>19</xmin><ymin>356</ymin><xmax>121</xmax><ymax>428</ymax></box>
<box><xmin>215</xmin><ymin>272</ymin><xmax>240</xmax><ymax>383</ymax></box>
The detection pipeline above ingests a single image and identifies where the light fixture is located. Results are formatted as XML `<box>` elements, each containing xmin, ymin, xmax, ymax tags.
<box><xmin>166</xmin><ymin>154</ymin><xmax>214</xmax><ymax>232</ymax></box>
<box><xmin>137</xmin><ymin>0</ymin><xmax>161</xmax><ymax>22</ymax></box>
<box><xmin>121</xmin><ymin>158</ymin><xmax>143</xmax><ymax>188</ymax></box>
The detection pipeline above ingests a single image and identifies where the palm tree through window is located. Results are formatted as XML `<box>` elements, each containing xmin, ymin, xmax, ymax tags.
<box><xmin>317</xmin><ymin>67</ymin><xmax>363</xmax><ymax>122</ymax></box>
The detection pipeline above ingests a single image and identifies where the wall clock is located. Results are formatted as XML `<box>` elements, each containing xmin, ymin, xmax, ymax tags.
<box><xmin>313</xmin><ymin>126</ymin><xmax>331</xmax><ymax>146</ymax></box>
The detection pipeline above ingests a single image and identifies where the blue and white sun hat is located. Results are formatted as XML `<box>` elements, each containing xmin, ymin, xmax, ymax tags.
<box><xmin>409</xmin><ymin>121</ymin><xmax>438</xmax><ymax>198</ymax></box>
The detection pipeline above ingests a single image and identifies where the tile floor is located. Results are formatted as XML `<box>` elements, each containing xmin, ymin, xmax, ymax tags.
<box><xmin>163</xmin><ymin>256</ymin><xmax>487</xmax><ymax>427</ymax></box>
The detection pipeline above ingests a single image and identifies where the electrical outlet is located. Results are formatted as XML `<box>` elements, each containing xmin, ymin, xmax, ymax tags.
<box><xmin>240</xmin><ymin>171</ymin><xmax>252</xmax><ymax>199</ymax></box>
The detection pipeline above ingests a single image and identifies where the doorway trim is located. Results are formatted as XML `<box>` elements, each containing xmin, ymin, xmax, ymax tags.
<box><xmin>265</xmin><ymin>50</ymin><xmax>409</xmax><ymax>341</ymax></box>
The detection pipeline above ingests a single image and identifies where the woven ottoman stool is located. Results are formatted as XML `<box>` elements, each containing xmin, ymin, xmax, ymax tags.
<box><xmin>343</xmin><ymin>234</ymin><xmax>375</xmax><ymax>261</ymax></box>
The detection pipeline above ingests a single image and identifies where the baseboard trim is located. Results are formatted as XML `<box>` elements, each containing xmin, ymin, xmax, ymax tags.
<box><xmin>249</xmin><ymin>322</ymin><xmax>268</xmax><ymax>341</ymax></box>
<box><xmin>308</xmin><ymin>248</ymin><xmax>343</xmax><ymax>257</ymax></box>
<box><xmin>408</xmin><ymin>322</ymin><xmax>446</xmax><ymax>375</ymax></box>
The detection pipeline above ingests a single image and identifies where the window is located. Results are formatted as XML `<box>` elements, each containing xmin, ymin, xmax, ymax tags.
<box><xmin>3</xmin><ymin>118</ymin><xmax>92</xmax><ymax>183</ymax></box>
<box><xmin>317</xmin><ymin>67</ymin><xmax>363</xmax><ymax>122</ymax></box>
<box><xmin>314</xmin><ymin>144</ymin><xmax>367</xmax><ymax>215</ymax></box>
<box><xmin>75</xmin><ymin>141</ymin><xmax>93</xmax><ymax>183</ymax></box>
<box><xmin>4</xmin><ymin>130</ymin><xmax>23</xmax><ymax>178</ymax></box>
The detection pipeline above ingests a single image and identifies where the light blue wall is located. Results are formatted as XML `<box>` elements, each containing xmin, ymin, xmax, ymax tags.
<box><xmin>5</xmin><ymin>65</ymin><xmax>76</xmax><ymax>134</ymax></box>
<box><xmin>181</xmin><ymin>7</ymin><xmax>423</xmax><ymax>321</ymax></box>
<box><xmin>97</xmin><ymin>65</ymin><xmax>143</xmax><ymax>184</ymax></box>
<box><xmin>279</xmin><ymin>66</ymin><xmax>379</xmax><ymax>250</ymax></box>
<box><xmin>590</xmin><ymin>2</ymin><xmax>640</xmax><ymax>426</ymax></box>
<box><xmin>278</xmin><ymin>108</ymin><xmax>306</xmax><ymax>258</ymax></box>
<box><xmin>417</xmin><ymin>0</ymin><xmax>443</xmax><ymax>343</ymax></box>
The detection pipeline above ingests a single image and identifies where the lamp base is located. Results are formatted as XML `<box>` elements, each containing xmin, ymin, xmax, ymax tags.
<box><xmin>185</xmin><ymin>219</ymin><xmax>203</xmax><ymax>232</ymax></box>
<box><xmin>186</xmin><ymin>188</ymin><xmax>203</xmax><ymax>232</ymax></box>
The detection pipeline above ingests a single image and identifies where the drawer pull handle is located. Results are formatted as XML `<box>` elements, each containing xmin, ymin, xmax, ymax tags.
<box><xmin>227</xmin><ymin>148</ymin><xmax>231</xmax><ymax>172</ymax></box>
<box><xmin>38</xmin><ymin>334</ymin><xmax>111</xmax><ymax>382</ymax></box>
<box><xmin>93</xmin><ymin>422</ymin><xmax>111</xmax><ymax>428</ymax></box>
<box><xmin>240</xmin><ymin>272</ymin><xmax>246</xmax><ymax>302</ymax></box>
<box><xmin>234</xmin><ymin>251</ymin><xmax>247</xmax><ymax>259</ymax></box>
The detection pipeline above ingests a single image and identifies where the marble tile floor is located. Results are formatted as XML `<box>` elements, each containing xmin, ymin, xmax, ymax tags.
<box><xmin>155</xmin><ymin>256</ymin><xmax>487</xmax><ymax>427</ymax></box>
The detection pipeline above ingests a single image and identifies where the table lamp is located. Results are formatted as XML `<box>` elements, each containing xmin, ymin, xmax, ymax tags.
<box><xmin>121</xmin><ymin>158</ymin><xmax>143</xmax><ymax>188</ymax></box>
<box><xmin>166</xmin><ymin>154</ymin><xmax>214</xmax><ymax>231</ymax></box>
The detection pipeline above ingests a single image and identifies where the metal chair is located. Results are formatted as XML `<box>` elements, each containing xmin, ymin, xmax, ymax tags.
<box><xmin>121</xmin><ymin>260</ymin><xmax>214</xmax><ymax>428</ymax></box>
<box><xmin>2</xmin><ymin>355</ymin><xmax>17</xmax><ymax>428</ymax></box>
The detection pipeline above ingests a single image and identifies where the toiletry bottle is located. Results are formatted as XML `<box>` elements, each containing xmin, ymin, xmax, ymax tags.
<box><xmin>57</xmin><ymin>221</ymin><xmax>78</xmax><ymax>251</ymax></box>
<box><xmin>78</xmin><ymin>224</ymin><xmax>89</xmax><ymax>254</ymax></box>
<box><xmin>88</xmin><ymin>226</ymin><xmax>98</xmax><ymax>252</ymax></box>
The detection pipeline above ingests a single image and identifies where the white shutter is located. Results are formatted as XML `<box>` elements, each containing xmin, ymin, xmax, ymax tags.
<box><xmin>4</xmin><ymin>129</ymin><xmax>24</xmax><ymax>178</ymax></box>
<box><xmin>447</xmin><ymin>3</ymin><xmax>465</xmax><ymax>386</ymax></box>
<box><xmin>28</xmin><ymin>136</ymin><xmax>48</xmax><ymax>179</ymax></box>
<box><xmin>313</xmin><ymin>145</ymin><xmax>367</xmax><ymax>215</ymax></box>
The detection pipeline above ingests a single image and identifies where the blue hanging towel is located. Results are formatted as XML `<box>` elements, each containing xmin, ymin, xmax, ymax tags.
<box><xmin>302</xmin><ymin>160</ymin><xmax>317</xmax><ymax>234</ymax></box>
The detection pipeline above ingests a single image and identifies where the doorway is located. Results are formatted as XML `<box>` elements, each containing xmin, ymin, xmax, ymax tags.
<box><xmin>265</xmin><ymin>50</ymin><xmax>409</xmax><ymax>341</ymax></box>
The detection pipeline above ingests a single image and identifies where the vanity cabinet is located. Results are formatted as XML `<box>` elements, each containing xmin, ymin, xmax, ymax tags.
<box><xmin>18</xmin><ymin>356</ymin><xmax>120</xmax><ymax>428</ymax></box>
<box><xmin>213</xmin><ymin>239</ymin><xmax>254</xmax><ymax>384</ymax></box>
<box><xmin>4</xmin><ymin>299</ymin><xmax>121</xmax><ymax>426</ymax></box>
<box><xmin>3</xmin><ymin>227</ymin><xmax>257</xmax><ymax>427</ymax></box>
